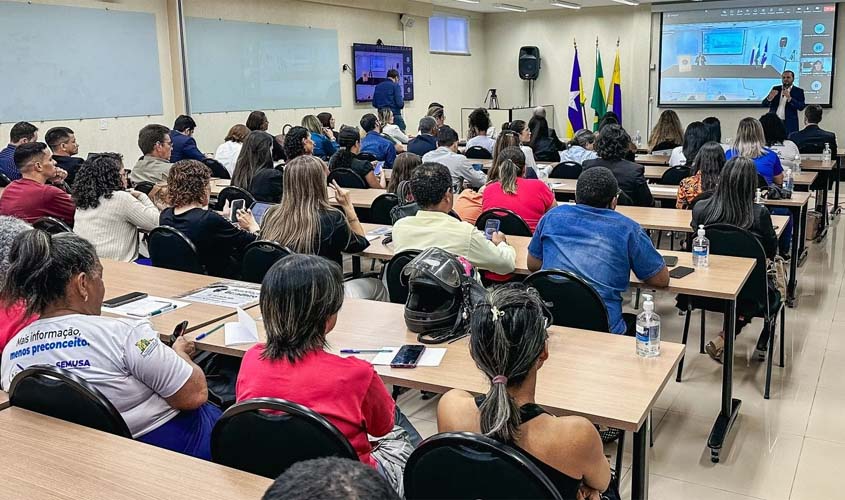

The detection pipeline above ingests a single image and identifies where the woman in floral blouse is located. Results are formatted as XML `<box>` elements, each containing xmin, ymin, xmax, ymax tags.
<box><xmin>676</xmin><ymin>141</ymin><xmax>726</xmax><ymax>209</ymax></box>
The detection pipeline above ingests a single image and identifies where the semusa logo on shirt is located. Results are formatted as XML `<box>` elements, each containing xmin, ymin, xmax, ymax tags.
<box><xmin>134</xmin><ymin>338</ymin><xmax>159</xmax><ymax>357</ymax></box>
<box><xmin>55</xmin><ymin>359</ymin><xmax>91</xmax><ymax>369</ymax></box>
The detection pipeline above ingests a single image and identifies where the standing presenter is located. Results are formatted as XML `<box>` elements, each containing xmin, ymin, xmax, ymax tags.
<box><xmin>762</xmin><ymin>70</ymin><xmax>805</xmax><ymax>136</ymax></box>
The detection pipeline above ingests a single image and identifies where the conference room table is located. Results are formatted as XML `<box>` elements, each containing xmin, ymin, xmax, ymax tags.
<box><xmin>634</xmin><ymin>154</ymin><xmax>671</xmax><ymax>166</ymax></box>
<box><xmin>190</xmin><ymin>298</ymin><xmax>685</xmax><ymax>500</ymax></box>
<box><xmin>0</xmin><ymin>408</ymin><xmax>272</xmax><ymax>499</ymax></box>
<box><xmin>642</xmin><ymin>166</ymin><xmax>818</xmax><ymax>186</ymax></box>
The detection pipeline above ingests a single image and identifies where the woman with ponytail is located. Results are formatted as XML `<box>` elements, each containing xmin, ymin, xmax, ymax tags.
<box><xmin>437</xmin><ymin>284</ymin><xmax>611</xmax><ymax>500</ymax></box>
<box><xmin>328</xmin><ymin>127</ymin><xmax>384</xmax><ymax>189</ymax></box>
<box><xmin>481</xmin><ymin>146</ymin><xmax>554</xmax><ymax>231</ymax></box>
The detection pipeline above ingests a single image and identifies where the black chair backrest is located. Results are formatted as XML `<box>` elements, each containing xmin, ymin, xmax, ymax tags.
<box><xmin>148</xmin><ymin>225</ymin><xmax>206</xmax><ymax>274</ymax></box>
<box><xmin>385</xmin><ymin>250</ymin><xmax>420</xmax><ymax>304</ymax></box>
<box><xmin>797</xmin><ymin>141</ymin><xmax>825</xmax><ymax>154</ymax></box>
<box><xmin>216</xmin><ymin>185</ymin><xmax>256</xmax><ymax>211</ymax></box>
<box><xmin>370</xmin><ymin>193</ymin><xmax>399</xmax><ymax>225</ymax></box>
<box><xmin>616</xmin><ymin>189</ymin><xmax>635</xmax><ymax>206</ymax></box>
<box><xmin>202</xmin><ymin>158</ymin><xmax>231</xmax><ymax>180</ymax></box>
<box><xmin>465</xmin><ymin>146</ymin><xmax>493</xmax><ymax>159</ymax></box>
<box><xmin>241</xmin><ymin>240</ymin><xmax>292</xmax><ymax>284</ymax></box>
<box><xmin>549</xmin><ymin>161</ymin><xmax>582</xmax><ymax>180</ymax></box>
<box><xmin>211</xmin><ymin>397</ymin><xmax>357</xmax><ymax>479</ymax></box>
<box><xmin>327</xmin><ymin>168</ymin><xmax>367</xmax><ymax>189</ymax></box>
<box><xmin>535</xmin><ymin>149</ymin><xmax>561</xmax><ymax>162</ymax></box>
<box><xmin>356</xmin><ymin>152</ymin><xmax>377</xmax><ymax>162</ymax></box>
<box><xmin>476</xmin><ymin>208</ymin><xmax>532</xmax><ymax>237</ymax></box>
<box><xmin>404</xmin><ymin>432</ymin><xmax>563</xmax><ymax>500</ymax></box>
<box><xmin>524</xmin><ymin>269</ymin><xmax>610</xmax><ymax>332</ymax></box>
<box><xmin>133</xmin><ymin>181</ymin><xmax>156</xmax><ymax>195</ymax></box>
<box><xmin>33</xmin><ymin>216</ymin><xmax>72</xmax><ymax>234</ymax></box>
<box><xmin>9</xmin><ymin>365</ymin><xmax>131</xmax><ymax>438</ymax></box>
<box><xmin>659</xmin><ymin>166</ymin><xmax>691</xmax><ymax>186</ymax></box>
<box><xmin>705</xmin><ymin>224</ymin><xmax>770</xmax><ymax>309</ymax></box>
<box><xmin>0</xmin><ymin>172</ymin><xmax>12</xmax><ymax>187</ymax></box>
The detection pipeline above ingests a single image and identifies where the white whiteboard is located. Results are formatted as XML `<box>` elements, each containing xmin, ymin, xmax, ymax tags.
<box><xmin>185</xmin><ymin>17</ymin><xmax>341</xmax><ymax>113</ymax></box>
<box><xmin>0</xmin><ymin>1</ymin><xmax>163</xmax><ymax>122</ymax></box>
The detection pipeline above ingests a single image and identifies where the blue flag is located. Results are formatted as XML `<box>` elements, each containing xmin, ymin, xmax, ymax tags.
<box><xmin>566</xmin><ymin>47</ymin><xmax>586</xmax><ymax>138</ymax></box>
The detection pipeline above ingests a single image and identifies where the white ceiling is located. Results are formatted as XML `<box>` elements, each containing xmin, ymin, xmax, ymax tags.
<box><xmin>429</xmin><ymin>0</ymin><xmax>685</xmax><ymax>13</ymax></box>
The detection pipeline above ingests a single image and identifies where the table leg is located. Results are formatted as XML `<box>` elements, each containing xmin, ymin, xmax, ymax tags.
<box><xmin>631</xmin><ymin>424</ymin><xmax>649</xmax><ymax>500</ymax></box>
<box><xmin>817</xmin><ymin>178</ymin><xmax>829</xmax><ymax>241</ymax></box>
<box><xmin>787</xmin><ymin>205</ymin><xmax>801</xmax><ymax>307</ymax></box>
<box><xmin>708</xmin><ymin>300</ymin><xmax>741</xmax><ymax>463</ymax></box>
<box><xmin>352</xmin><ymin>256</ymin><xmax>361</xmax><ymax>277</ymax></box>
<box><xmin>835</xmin><ymin>159</ymin><xmax>841</xmax><ymax>216</ymax></box>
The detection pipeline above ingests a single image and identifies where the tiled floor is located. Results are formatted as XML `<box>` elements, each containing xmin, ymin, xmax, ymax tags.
<box><xmin>397</xmin><ymin>194</ymin><xmax>845</xmax><ymax>499</ymax></box>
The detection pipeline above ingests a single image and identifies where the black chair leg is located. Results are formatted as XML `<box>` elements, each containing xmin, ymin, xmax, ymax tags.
<box><xmin>779</xmin><ymin>306</ymin><xmax>786</xmax><ymax>368</ymax></box>
<box><xmin>649</xmin><ymin>410</ymin><xmax>654</xmax><ymax>448</ymax></box>
<box><xmin>634</xmin><ymin>289</ymin><xmax>642</xmax><ymax>309</ymax></box>
<box><xmin>676</xmin><ymin>305</ymin><xmax>693</xmax><ymax>382</ymax></box>
<box><xmin>656</xmin><ymin>231</ymin><xmax>663</xmax><ymax>249</ymax></box>
<box><xmin>670</xmin><ymin>232</ymin><xmax>675</xmax><ymax>251</ymax></box>
<box><xmin>699</xmin><ymin>310</ymin><xmax>706</xmax><ymax>353</ymax></box>
<box><xmin>765</xmin><ymin>318</ymin><xmax>774</xmax><ymax>400</ymax></box>
<box><xmin>614</xmin><ymin>431</ymin><xmax>625</xmax><ymax>488</ymax></box>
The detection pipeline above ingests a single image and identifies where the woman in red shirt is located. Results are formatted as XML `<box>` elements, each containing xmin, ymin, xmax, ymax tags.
<box><xmin>235</xmin><ymin>254</ymin><xmax>420</xmax><ymax>496</ymax></box>
<box><xmin>481</xmin><ymin>146</ymin><xmax>555</xmax><ymax>231</ymax></box>
<box><xmin>0</xmin><ymin>216</ymin><xmax>37</xmax><ymax>354</ymax></box>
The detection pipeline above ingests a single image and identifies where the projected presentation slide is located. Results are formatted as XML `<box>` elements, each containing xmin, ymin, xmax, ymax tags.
<box><xmin>352</xmin><ymin>43</ymin><xmax>414</xmax><ymax>103</ymax></box>
<box><xmin>659</xmin><ymin>4</ymin><xmax>836</xmax><ymax>106</ymax></box>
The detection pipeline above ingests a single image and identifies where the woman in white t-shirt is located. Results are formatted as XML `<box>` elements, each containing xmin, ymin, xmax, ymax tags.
<box><xmin>668</xmin><ymin>121</ymin><xmax>709</xmax><ymax>167</ymax></box>
<box><xmin>214</xmin><ymin>124</ymin><xmax>249</xmax><ymax>177</ymax></box>
<box><xmin>0</xmin><ymin>230</ymin><xmax>218</xmax><ymax>459</ymax></box>
<box><xmin>466</xmin><ymin>108</ymin><xmax>496</xmax><ymax>154</ymax></box>
<box><xmin>378</xmin><ymin>108</ymin><xmax>410</xmax><ymax>145</ymax></box>
<box><xmin>760</xmin><ymin>112</ymin><xmax>801</xmax><ymax>168</ymax></box>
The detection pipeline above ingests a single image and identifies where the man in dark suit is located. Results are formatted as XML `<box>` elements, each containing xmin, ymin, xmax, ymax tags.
<box><xmin>45</xmin><ymin>127</ymin><xmax>84</xmax><ymax>186</ymax></box>
<box><xmin>762</xmin><ymin>70</ymin><xmax>805</xmax><ymax>136</ymax></box>
<box><xmin>169</xmin><ymin>115</ymin><xmax>206</xmax><ymax>163</ymax></box>
<box><xmin>788</xmin><ymin>104</ymin><xmax>837</xmax><ymax>154</ymax></box>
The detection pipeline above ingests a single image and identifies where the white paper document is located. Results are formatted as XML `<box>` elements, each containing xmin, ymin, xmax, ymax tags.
<box><xmin>365</xmin><ymin>226</ymin><xmax>391</xmax><ymax>241</ymax></box>
<box><xmin>102</xmin><ymin>296</ymin><xmax>189</xmax><ymax>318</ymax></box>
<box><xmin>369</xmin><ymin>346</ymin><xmax>447</xmax><ymax>367</ymax></box>
<box><xmin>182</xmin><ymin>283</ymin><xmax>260</xmax><ymax>308</ymax></box>
<box><xmin>225</xmin><ymin>308</ymin><xmax>260</xmax><ymax>346</ymax></box>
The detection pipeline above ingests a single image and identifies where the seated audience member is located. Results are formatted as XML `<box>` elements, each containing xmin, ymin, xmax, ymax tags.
<box><xmin>379</xmin><ymin>108</ymin><xmax>410</xmax><ymax>145</ymax></box>
<box><xmin>328</xmin><ymin>128</ymin><xmax>383</xmax><ymax>189</ymax></box>
<box><xmin>789</xmin><ymin>104</ymin><xmax>838</xmax><ymax>153</ymax></box>
<box><xmin>372</xmin><ymin>69</ymin><xmax>406</xmax><ymax>132</ymax></box>
<box><xmin>214</xmin><ymin>124</ymin><xmax>249</xmax><ymax>177</ymax></box>
<box><xmin>648</xmin><ymin>110</ymin><xmax>684</xmax><ymax>153</ymax></box>
<box><xmin>465</xmin><ymin>108</ymin><xmax>495</xmax><ymax>153</ymax></box>
<box><xmin>427</xmin><ymin>106</ymin><xmax>446</xmax><ymax>129</ymax></box>
<box><xmin>262</xmin><ymin>458</ymin><xmax>400</xmax><ymax>500</ymax></box>
<box><xmin>0</xmin><ymin>230</ymin><xmax>218</xmax><ymax>459</ymax></box>
<box><xmin>494</xmin><ymin>129</ymin><xmax>538</xmax><ymax>178</ymax></box>
<box><xmin>454</xmin><ymin>146</ymin><xmax>527</xmax><ymax>225</ymax></box>
<box><xmin>0</xmin><ymin>121</ymin><xmax>38</xmax><ymax>181</ymax></box>
<box><xmin>528</xmin><ymin>115</ymin><xmax>565</xmax><ymax>161</ymax></box>
<box><xmin>527</xmin><ymin>167</ymin><xmax>668</xmax><ymax>335</ymax></box>
<box><xmin>482</xmin><ymin>154</ymin><xmax>554</xmax><ymax>231</ymax></box>
<box><xmin>303</xmin><ymin>114</ymin><xmax>338</xmax><ymax>159</ymax></box>
<box><xmin>260</xmin><ymin>156</ymin><xmax>385</xmax><ymax>300</ymax></box>
<box><xmin>169</xmin><ymin>115</ymin><xmax>206</xmax><ymax>163</ymax></box>
<box><xmin>160</xmin><ymin>160</ymin><xmax>258</xmax><ymax>278</ymax></box>
<box><xmin>45</xmin><ymin>126</ymin><xmax>84</xmax><ymax>185</ymax></box>
<box><xmin>246</xmin><ymin>110</ymin><xmax>269</xmax><ymax>132</ymax></box>
<box><xmin>438</xmin><ymin>285</ymin><xmax>611</xmax><ymax>500</ymax></box>
<box><xmin>760</xmin><ymin>112</ymin><xmax>800</xmax><ymax>167</ymax></box>
<box><xmin>0</xmin><ymin>142</ymin><xmax>75</xmax><ymax>226</ymax></box>
<box><xmin>560</xmin><ymin>129</ymin><xmax>598</xmax><ymax>164</ymax></box>
<box><xmin>236</xmin><ymin>254</ymin><xmax>419</xmax><ymax>495</ymax></box>
<box><xmin>726</xmin><ymin>117</ymin><xmax>783</xmax><ymax>185</ymax></box>
<box><xmin>407</xmin><ymin>117</ymin><xmax>438</xmax><ymax>157</ymax></box>
<box><xmin>130</xmin><ymin>124</ymin><xmax>172</xmax><ymax>184</ymax></box>
<box><xmin>0</xmin><ymin>216</ymin><xmax>35</xmax><ymax>354</ymax></box>
<box><xmin>317</xmin><ymin>112</ymin><xmax>338</xmax><ymax>139</ymax></box>
<box><xmin>422</xmin><ymin>126</ymin><xmax>486</xmax><ymax>189</ymax></box>
<box><xmin>669</xmin><ymin>121</ymin><xmax>708</xmax><ymax>168</ymax></box>
<box><xmin>283</xmin><ymin>126</ymin><xmax>315</xmax><ymax>162</ymax></box>
<box><xmin>676</xmin><ymin>142</ymin><xmax>726</xmax><ymax>210</ymax></box>
<box><xmin>702</xmin><ymin>116</ymin><xmax>726</xmax><ymax>145</ymax></box>
<box><xmin>72</xmin><ymin>153</ymin><xmax>159</xmax><ymax>262</ymax></box>
<box><xmin>392</xmin><ymin>163</ymin><xmax>516</xmax><ymax>275</ymax></box>
<box><xmin>359</xmin><ymin>114</ymin><xmax>397</xmax><ymax>168</ymax></box>
<box><xmin>501</xmin><ymin>121</ymin><xmax>539</xmax><ymax>174</ymax></box>
<box><xmin>691</xmin><ymin>157</ymin><xmax>778</xmax><ymax>362</ymax></box>
<box><xmin>596</xmin><ymin>113</ymin><xmax>619</xmax><ymax>132</ymax></box>
<box><xmin>232</xmin><ymin>131</ymin><xmax>283</xmax><ymax>203</ymax></box>
<box><xmin>533</xmin><ymin>106</ymin><xmax>563</xmax><ymax>143</ymax></box>
<box><xmin>582</xmin><ymin>125</ymin><xmax>653</xmax><ymax>207</ymax></box>
<box><xmin>386</xmin><ymin>152</ymin><xmax>421</xmax><ymax>196</ymax></box>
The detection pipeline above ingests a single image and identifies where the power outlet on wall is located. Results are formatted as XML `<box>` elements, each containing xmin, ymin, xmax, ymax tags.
<box><xmin>99</xmin><ymin>119</ymin><xmax>108</xmax><ymax>131</ymax></box>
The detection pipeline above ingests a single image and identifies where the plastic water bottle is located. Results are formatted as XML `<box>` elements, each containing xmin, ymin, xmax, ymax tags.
<box><xmin>692</xmin><ymin>225</ymin><xmax>709</xmax><ymax>268</ymax></box>
<box><xmin>823</xmin><ymin>143</ymin><xmax>832</xmax><ymax>163</ymax></box>
<box><xmin>634</xmin><ymin>130</ymin><xmax>642</xmax><ymax>148</ymax></box>
<box><xmin>783</xmin><ymin>167</ymin><xmax>794</xmax><ymax>195</ymax></box>
<box><xmin>636</xmin><ymin>294</ymin><xmax>660</xmax><ymax>358</ymax></box>
<box><xmin>793</xmin><ymin>154</ymin><xmax>802</xmax><ymax>174</ymax></box>
<box><xmin>755</xmin><ymin>188</ymin><xmax>764</xmax><ymax>204</ymax></box>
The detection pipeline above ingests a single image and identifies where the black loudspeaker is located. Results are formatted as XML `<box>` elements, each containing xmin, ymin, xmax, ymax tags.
<box><xmin>519</xmin><ymin>46</ymin><xmax>540</xmax><ymax>80</ymax></box>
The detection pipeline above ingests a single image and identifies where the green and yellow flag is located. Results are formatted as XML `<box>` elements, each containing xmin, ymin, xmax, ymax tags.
<box><xmin>590</xmin><ymin>42</ymin><xmax>606</xmax><ymax>131</ymax></box>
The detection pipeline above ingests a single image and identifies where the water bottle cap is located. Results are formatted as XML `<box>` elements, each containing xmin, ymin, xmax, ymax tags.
<box><xmin>643</xmin><ymin>294</ymin><xmax>654</xmax><ymax>311</ymax></box>
<box><xmin>697</xmin><ymin>224</ymin><xmax>705</xmax><ymax>236</ymax></box>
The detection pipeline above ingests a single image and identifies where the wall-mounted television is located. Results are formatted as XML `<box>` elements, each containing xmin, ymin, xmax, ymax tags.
<box><xmin>352</xmin><ymin>43</ymin><xmax>414</xmax><ymax>103</ymax></box>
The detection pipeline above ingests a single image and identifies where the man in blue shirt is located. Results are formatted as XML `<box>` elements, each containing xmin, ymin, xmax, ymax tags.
<box><xmin>0</xmin><ymin>122</ymin><xmax>39</xmax><ymax>182</ymax></box>
<box><xmin>407</xmin><ymin>117</ymin><xmax>438</xmax><ymax>157</ymax></box>
<box><xmin>372</xmin><ymin>69</ymin><xmax>405</xmax><ymax>132</ymax></box>
<box><xmin>360</xmin><ymin>113</ymin><xmax>397</xmax><ymax>168</ymax></box>
<box><xmin>527</xmin><ymin>167</ymin><xmax>669</xmax><ymax>335</ymax></box>
<box><xmin>169</xmin><ymin>115</ymin><xmax>206</xmax><ymax>163</ymax></box>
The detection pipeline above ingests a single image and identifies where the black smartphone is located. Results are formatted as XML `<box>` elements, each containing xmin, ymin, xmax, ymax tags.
<box><xmin>669</xmin><ymin>266</ymin><xmax>695</xmax><ymax>279</ymax></box>
<box><xmin>390</xmin><ymin>345</ymin><xmax>426</xmax><ymax>368</ymax></box>
<box><xmin>230</xmin><ymin>199</ymin><xmax>246</xmax><ymax>223</ymax></box>
<box><xmin>663</xmin><ymin>255</ymin><xmax>679</xmax><ymax>267</ymax></box>
<box><xmin>169</xmin><ymin>320</ymin><xmax>189</xmax><ymax>345</ymax></box>
<box><xmin>103</xmin><ymin>292</ymin><xmax>148</xmax><ymax>308</ymax></box>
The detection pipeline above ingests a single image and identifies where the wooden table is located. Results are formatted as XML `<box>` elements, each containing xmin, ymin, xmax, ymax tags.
<box><xmin>0</xmin><ymin>390</ymin><xmax>7</xmax><ymax>410</ymax></box>
<box><xmin>635</xmin><ymin>154</ymin><xmax>670</xmax><ymax>166</ymax></box>
<box><xmin>641</xmin><ymin>167</ymin><xmax>817</xmax><ymax>186</ymax></box>
<box><xmin>0</xmin><ymin>408</ymin><xmax>272</xmax><ymax>499</ymax></box>
<box><xmin>191</xmin><ymin>299</ymin><xmax>685</xmax><ymax>500</ymax></box>
<box><xmin>210</xmin><ymin>178</ymin><xmax>230</xmax><ymax>197</ymax></box>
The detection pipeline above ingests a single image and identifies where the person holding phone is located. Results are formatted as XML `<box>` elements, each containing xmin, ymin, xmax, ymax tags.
<box><xmin>236</xmin><ymin>254</ymin><xmax>420</xmax><ymax>496</ymax></box>
<box><xmin>328</xmin><ymin>127</ymin><xmax>384</xmax><ymax>189</ymax></box>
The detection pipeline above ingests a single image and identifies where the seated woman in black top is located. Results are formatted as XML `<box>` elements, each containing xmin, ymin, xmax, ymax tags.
<box><xmin>160</xmin><ymin>160</ymin><xmax>258</xmax><ymax>278</ymax></box>
<box><xmin>437</xmin><ymin>285</ymin><xmax>611</xmax><ymax>500</ymax></box>
<box><xmin>259</xmin><ymin>155</ymin><xmax>387</xmax><ymax>300</ymax></box>
<box><xmin>691</xmin><ymin>157</ymin><xmax>778</xmax><ymax>363</ymax></box>
<box><xmin>328</xmin><ymin>127</ymin><xmax>383</xmax><ymax>189</ymax></box>
<box><xmin>583</xmin><ymin>125</ymin><xmax>653</xmax><ymax>207</ymax></box>
<box><xmin>528</xmin><ymin>115</ymin><xmax>565</xmax><ymax>161</ymax></box>
<box><xmin>231</xmin><ymin>131</ymin><xmax>283</xmax><ymax>203</ymax></box>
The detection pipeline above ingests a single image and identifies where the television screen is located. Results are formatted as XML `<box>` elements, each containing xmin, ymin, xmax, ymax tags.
<box><xmin>659</xmin><ymin>4</ymin><xmax>837</xmax><ymax>106</ymax></box>
<box><xmin>352</xmin><ymin>43</ymin><xmax>414</xmax><ymax>103</ymax></box>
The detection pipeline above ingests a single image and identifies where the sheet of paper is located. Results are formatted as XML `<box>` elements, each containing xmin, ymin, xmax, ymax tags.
<box><xmin>369</xmin><ymin>346</ymin><xmax>447</xmax><ymax>367</ymax></box>
<box><xmin>181</xmin><ymin>282</ymin><xmax>260</xmax><ymax>308</ymax></box>
<box><xmin>225</xmin><ymin>307</ymin><xmax>260</xmax><ymax>346</ymax></box>
<box><xmin>102</xmin><ymin>296</ymin><xmax>189</xmax><ymax>318</ymax></box>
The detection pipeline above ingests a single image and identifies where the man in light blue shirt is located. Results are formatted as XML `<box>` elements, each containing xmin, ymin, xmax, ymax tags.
<box><xmin>527</xmin><ymin>167</ymin><xmax>669</xmax><ymax>335</ymax></box>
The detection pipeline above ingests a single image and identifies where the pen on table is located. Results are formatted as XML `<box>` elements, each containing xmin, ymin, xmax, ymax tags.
<box><xmin>340</xmin><ymin>349</ymin><xmax>394</xmax><ymax>354</ymax></box>
<box><xmin>127</xmin><ymin>303</ymin><xmax>176</xmax><ymax>318</ymax></box>
<box><xmin>195</xmin><ymin>323</ymin><xmax>225</xmax><ymax>341</ymax></box>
